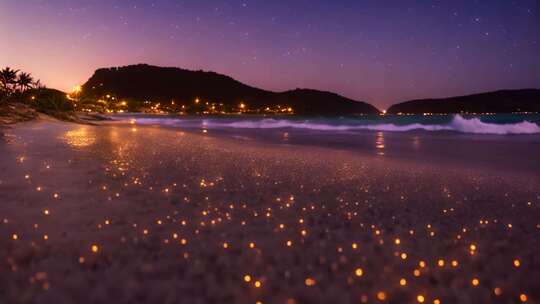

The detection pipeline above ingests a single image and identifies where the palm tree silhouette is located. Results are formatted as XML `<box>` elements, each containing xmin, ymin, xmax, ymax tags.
<box><xmin>17</xmin><ymin>72</ymin><xmax>34</xmax><ymax>93</ymax></box>
<box><xmin>33</xmin><ymin>79</ymin><xmax>45</xmax><ymax>89</ymax></box>
<box><xmin>0</xmin><ymin>67</ymin><xmax>19</xmax><ymax>95</ymax></box>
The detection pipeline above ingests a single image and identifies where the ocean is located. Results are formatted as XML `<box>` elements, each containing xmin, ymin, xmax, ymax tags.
<box><xmin>112</xmin><ymin>113</ymin><xmax>540</xmax><ymax>135</ymax></box>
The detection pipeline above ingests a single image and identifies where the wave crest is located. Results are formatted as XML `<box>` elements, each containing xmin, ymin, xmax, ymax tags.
<box><xmin>449</xmin><ymin>115</ymin><xmax>540</xmax><ymax>134</ymax></box>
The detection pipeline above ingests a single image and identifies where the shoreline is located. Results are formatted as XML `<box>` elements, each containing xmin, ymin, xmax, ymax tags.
<box><xmin>0</xmin><ymin>102</ymin><xmax>111</xmax><ymax>127</ymax></box>
<box><xmin>108</xmin><ymin>117</ymin><xmax>540</xmax><ymax>179</ymax></box>
<box><xmin>4</xmin><ymin>116</ymin><xmax>540</xmax><ymax>182</ymax></box>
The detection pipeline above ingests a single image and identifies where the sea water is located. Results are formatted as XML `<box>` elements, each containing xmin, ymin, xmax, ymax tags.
<box><xmin>113</xmin><ymin>113</ymin><xmax>540</xmax><ymax>135</ymax></box>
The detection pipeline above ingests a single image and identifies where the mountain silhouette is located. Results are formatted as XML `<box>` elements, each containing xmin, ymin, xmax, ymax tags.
<box><xmin>387</xmin><ymin>89</ymin><xmax>540</xmax><ymax>114</ymax></box>
<box><xmin>81</xmin><ymin>64</ymin><xmax>380</xmax><ymax>115</ymax></box>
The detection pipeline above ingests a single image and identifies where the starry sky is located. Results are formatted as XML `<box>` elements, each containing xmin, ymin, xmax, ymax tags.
<box><xmin>1</xmin><ymin>0</ymin><xmax>539</xmax><ymax>109</ymax></box>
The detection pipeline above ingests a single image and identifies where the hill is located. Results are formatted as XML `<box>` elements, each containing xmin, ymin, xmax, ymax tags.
<box><xmin>387</xmin><ymin>89</ymin><xmax>540</xmax><ymax>114</ymax></box>
<box><xmin>80</xmin><ymin>64</ymin><xmax>379</xmax><ymax>115</ymax></box>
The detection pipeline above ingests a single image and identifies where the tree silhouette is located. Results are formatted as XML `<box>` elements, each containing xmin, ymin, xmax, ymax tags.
<box><xmin>0</xmin><ymin>67</ymin><xmax>19</xmax><ymax>96</ymax></box>
<box><xmin>33</xmin><ymin>79</ymin><xmax>45</xmax><ymax>89</ymax></box>
<box><xmin>16</xmin><ymin>72</ymin><xmax>34</xmax><ymax>93</ymax></box>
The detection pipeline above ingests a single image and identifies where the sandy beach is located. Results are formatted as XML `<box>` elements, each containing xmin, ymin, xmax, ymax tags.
<box><xmin>1</xmin><ymin>120</ymin><xmax>539</xmax><ymax>303</ymax></box>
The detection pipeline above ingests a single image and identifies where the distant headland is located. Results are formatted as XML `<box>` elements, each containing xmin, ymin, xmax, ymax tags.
<box><xmin>79</xmin><ymin>64</ymin><xmax>380</xmax><ymax>115</ymax></box>
<box><xmin>387</xmin><ymin>89</ymin><xmax>540</xmax><ymax>115</ymax></box>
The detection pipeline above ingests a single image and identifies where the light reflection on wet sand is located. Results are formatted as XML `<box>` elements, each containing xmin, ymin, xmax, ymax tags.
<box><xmin>0</xmin><ymin>121</ymin><xmax>539</xmax><ymax>304</ymax></box>
<box><xmin>375</xmin><ymin>131</ymin><xmax>385</xmax><ymax>155</ymax></box>
<box><xmin>60</xmin><ymin>127</ymin><xmax>96</xmax><ymax>148</ymax></box>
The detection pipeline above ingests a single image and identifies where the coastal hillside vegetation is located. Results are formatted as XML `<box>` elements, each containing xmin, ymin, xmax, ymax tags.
<box><xmin>1</xmin><ymin>67</ymin><xmax>74</xmax><ymax>123</ymax></box>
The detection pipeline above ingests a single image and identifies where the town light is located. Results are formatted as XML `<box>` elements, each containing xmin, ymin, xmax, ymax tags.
<box><xmin>72</xmin><ymin>85</ymin><xmax>82</xmax><ymax>93</ymax></box>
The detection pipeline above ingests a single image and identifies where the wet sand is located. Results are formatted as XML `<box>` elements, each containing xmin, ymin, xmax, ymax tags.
<box><xmin>1</xmin><ymin>121</ymin><xmax>539</xmax><ymax>304</ymax></box>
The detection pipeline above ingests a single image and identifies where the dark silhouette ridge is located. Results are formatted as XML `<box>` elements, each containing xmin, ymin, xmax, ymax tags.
<box><xmin>81</xmin><ymin>64</ymin><xmax>380</xmax><ymax>115</ymax></box>
<box><xmin>387</xmin><ymin>89</ymin><xmax>540</xmax><ymax>114</ymax></box>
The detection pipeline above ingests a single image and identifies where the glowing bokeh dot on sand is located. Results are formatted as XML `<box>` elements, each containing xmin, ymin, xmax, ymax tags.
<box><xmin>305</xmin><ymin>278</ymin><xmax>316</xmax><ymax>286</ymax></box>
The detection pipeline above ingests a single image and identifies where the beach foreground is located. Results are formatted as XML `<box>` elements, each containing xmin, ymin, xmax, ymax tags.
<box><xmin>1</xmin><ymin>121</ymin><xmax>539</xmax><ymax>304</ymax></box>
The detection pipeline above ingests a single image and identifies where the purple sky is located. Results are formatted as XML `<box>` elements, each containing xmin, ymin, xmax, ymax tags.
<box><xmin>1</xmin><ymin>0</ymin><xmax>539</xmax><ymax>109</ymax></box>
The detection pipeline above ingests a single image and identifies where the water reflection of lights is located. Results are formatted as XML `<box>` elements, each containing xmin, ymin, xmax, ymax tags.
<box><xmin>412</xmin><ymin>136</ymin><xmax>421</xmax><ymax>149</ymax></box>
<box><xmin>375</xmin><ymin>131</ymin><xmax>385</xmax><ymax>155</ymax></box>
<box><xmin>283</xmin><ymin>132</ymin><xmax>289</xmax><ymax>141</ymax></box>
<box><xmin>61</xmin><ymin>127</ymin><xmax>96</xmax><ymax>148</ymax></box>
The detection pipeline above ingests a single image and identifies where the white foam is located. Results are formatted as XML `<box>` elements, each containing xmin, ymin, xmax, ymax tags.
<box><xmin>203</xmin><ymin>119</ymin><xmax>452</xmax><ymax>132</ymax></box>
<box><xmin>449</xmin><ymin>115</ymin><xmax>540</xmax><ymax>134</ymax></box>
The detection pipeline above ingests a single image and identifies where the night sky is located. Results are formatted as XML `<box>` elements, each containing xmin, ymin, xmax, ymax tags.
<box><xmin>1</xmin><ymin>0</ymin><xmax>539</xmax><ymax>109</ymax></box>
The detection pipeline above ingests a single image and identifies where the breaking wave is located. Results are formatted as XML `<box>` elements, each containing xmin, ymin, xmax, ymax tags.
<box><xmin>131</xmin><ymin>115</ymin><xmax>540</xmax><ymax>135</ymax></box>
<box><xmin>448</xmin><ymin>115</ymin><xmax>540</xmax><ymax>134</ymax></box>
